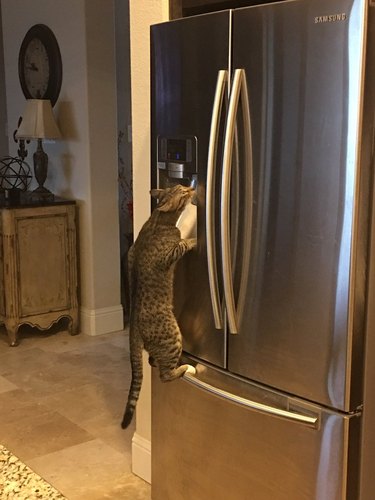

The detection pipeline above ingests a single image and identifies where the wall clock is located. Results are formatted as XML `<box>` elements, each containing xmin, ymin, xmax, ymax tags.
<box><xmin>18</xmin><ymin>24</ymin><xmax>62</xmax><ymax>107</ymax></box>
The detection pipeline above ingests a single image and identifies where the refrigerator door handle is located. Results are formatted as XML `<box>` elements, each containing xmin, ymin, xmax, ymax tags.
<box><xmin>182</xmin><ymin>371</ymin><xmax>319</xmax><ymax>428</ymax></box>
<box><xmin>221</xmin><ymin>68</ymin><xmax>252</xmax><ymax>334</ymax></box>
<box><xmin>206</xmin><ymin>69</ymin><xmax>228</xmax><ymax>330</ymax></box>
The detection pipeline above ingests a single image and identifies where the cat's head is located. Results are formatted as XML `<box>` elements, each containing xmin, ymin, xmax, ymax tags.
<box><xmin>151</xmin><ymin>185</ymin><xmax>195</xmax><ymax>213</ymax></box>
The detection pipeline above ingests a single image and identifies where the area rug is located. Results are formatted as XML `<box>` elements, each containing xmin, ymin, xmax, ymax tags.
<box><xmin>0</xmin><ymin>445</ymin><xmax>66</xmax><ymax>499</ymax></box>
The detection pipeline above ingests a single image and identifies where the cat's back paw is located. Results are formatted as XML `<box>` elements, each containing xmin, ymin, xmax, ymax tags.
<box><xmin>184</xmin><ymin>364</ymin><xmax>196</xmax><ymax>375</ymax></box>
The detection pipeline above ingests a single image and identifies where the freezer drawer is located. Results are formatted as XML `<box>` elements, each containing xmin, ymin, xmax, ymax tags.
<box><xmin>152</xmin><ymin>364</ymin><xmax>360</xmax><ymax>500</ymax></box>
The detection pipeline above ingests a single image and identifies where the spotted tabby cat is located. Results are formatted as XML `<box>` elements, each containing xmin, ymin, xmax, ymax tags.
<box><xmin>121</xmin><ymin>184</ymin><xmax>197</xmax><ymax>429</ymax></box>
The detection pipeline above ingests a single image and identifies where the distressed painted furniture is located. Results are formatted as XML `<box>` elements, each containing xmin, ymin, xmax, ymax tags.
<box><xmin>0</xmin><ymin>198</ymin><xmax>78</xmax><ymax>346</ymax></box>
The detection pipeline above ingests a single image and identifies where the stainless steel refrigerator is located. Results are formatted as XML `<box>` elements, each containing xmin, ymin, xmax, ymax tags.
<box><xmin>150</xmin><ymin>1</ymin><xmax>375</xmax><ymax>498</ymax></box>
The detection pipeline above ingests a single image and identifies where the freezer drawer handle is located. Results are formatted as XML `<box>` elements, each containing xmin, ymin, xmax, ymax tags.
<box><xmin>182</xmin><ymin>371</ymin><xmax>319</xmax><ymax>428</ymax></box>
<box><xmin>206</xmin><ymin>69</ymin><xmax>227</xmax><ymax>330</ymax></box>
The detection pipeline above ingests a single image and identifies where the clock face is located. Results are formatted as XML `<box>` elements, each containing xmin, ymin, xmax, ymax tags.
<box><xmin>23</xmin><ymin>38</ymin><xmax>50</xmax><ymax>98</ymax></box>
<box><xmin>18</xmin><ymin>24</ymin><xmax>62</xmax><ymax>106</ymax></box>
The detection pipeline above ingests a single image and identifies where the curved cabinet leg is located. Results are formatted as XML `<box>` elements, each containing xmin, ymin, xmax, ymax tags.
<box><xmin>68</xmin><ymin>312</ymin><xmax>79</xmax><ymax>336</ymax></box>
<box><xmin>5</xmin><ymin>320</ymin><xmax>19</xmax><ymax>347</ymax></box>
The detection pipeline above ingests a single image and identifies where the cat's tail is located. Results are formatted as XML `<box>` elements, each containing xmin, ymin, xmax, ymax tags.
<box><xmin>121</xmin><ymin>333</ymin><xmax>143</xmax><ymax>429</ymax></box>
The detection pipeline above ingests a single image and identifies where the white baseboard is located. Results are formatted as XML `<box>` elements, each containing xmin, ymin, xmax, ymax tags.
<box><xmin>132</xmin><ymin>432</ymin><xmax>151</xmax><ymax>484</ymax></box>
<box><xmin>80</xmin><ymin>305</ymin><xmax>124</xmax><ymax>336</ymax></box>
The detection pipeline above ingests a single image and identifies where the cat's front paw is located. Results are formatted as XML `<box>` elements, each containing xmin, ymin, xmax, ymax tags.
<box><xmin>187</xmin><ymin>238</ymin><xmax>197</xmax><ymax>250</ymax></box>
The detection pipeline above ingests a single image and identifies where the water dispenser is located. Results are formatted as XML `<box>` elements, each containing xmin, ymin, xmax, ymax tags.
<box><xmin>157</xmin><ymin>135</ymin><xmax>197</xmax><ymax>189</ymax></box>
<box><xmin>157</xmin><ymin>135</ymin><xmax>197</xmax><ymax>239</ymax></box>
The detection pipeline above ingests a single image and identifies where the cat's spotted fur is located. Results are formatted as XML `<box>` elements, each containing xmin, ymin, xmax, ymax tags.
<box><xmin>121</xmin><ymin>185</ymin><xmax>197</xmax><ymax>429</ymax></box>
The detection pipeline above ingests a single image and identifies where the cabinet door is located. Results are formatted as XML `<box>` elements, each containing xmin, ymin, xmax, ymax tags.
<box><xmin>1</xmin><ymin>204</ymin><xmax>76</xmax><ymax>323</ymax></box>
<box><xmin>17</xmin><ymin>212</ymin><xmax>70</xmax><ymax>316</ymax></box>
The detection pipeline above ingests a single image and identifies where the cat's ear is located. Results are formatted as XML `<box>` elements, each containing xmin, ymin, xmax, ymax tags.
<box><xmin>150</xmin><ymin>189</ymin><xmax>164</xmax><ymax>199</ymax></box>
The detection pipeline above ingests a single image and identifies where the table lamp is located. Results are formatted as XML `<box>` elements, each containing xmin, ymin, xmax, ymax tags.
<box><xmin>16</xmin><ymin>99</ymin><xmax>62</xmax><ymax>197</ymax></box>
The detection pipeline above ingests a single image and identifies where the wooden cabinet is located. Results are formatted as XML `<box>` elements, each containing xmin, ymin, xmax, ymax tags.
<box><xmin>0</xmin><ymin>200</ymin><xmax>78</xmax><ymax>346</ymax></box>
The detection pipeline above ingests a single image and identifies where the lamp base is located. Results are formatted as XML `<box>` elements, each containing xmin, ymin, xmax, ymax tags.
<box><xmin>33</xmin><ymin>139</ymin><xmax>54</xmax><ymax>198</ymax></box>
<box><xmin>31</xmin><ymin>186</ymin><xmax>55</xmax><ymax>202</ymax></box>
<box><xmin>33</xmin><ymin>185</ymin><xmax>52</xmax><ymax>195</ymax></box>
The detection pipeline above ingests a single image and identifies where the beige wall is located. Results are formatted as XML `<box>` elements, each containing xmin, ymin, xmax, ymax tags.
<box><xmin>130</xmin><ymin>0</ymin><xmax>169</xmax><ymax>237</ymax></box>
<box><xmin>1</xmin><ymin>0</ymin><xmax>123</xmax><ymax>335</ymax></box>
<box><xmin>129</xmin><ymin>0</ymin><xmax>169</xmax><ymax>484</ymax></box>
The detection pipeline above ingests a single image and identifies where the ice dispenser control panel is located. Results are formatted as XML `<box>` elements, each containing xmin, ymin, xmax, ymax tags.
<box><xmin>157</xmin><ymin>135</ymin><xmax>197</xmax><ymax>186</ymax></box>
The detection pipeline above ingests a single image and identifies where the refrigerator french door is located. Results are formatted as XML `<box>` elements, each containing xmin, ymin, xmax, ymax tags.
<box><xmin>151</xmin><ymin>1</ymin><xmax>375</xmax><ymax>499</ymax></box>
<box><xmin>151</xmin><ymin>9</ymin><xmax>230</xmax><ymax>368</ymax></box>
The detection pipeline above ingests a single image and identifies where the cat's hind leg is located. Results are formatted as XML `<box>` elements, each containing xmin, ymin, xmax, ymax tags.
<box><xmin>149</xmin><ymin>320</ymin><xmax>196</xmax><ymax>381</ymax></box>
<box><xmin>157</xmin><ymin>351</ymin><xmax>196</xmax><ymax>381</ymax></box>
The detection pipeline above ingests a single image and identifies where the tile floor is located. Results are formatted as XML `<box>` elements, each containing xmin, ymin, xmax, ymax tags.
<box><xmin>0</xmin><ymin>322</ymin><xmax>151</xmax><ymax>500</ymax></box>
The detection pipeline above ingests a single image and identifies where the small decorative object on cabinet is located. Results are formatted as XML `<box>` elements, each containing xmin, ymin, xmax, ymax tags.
<box><xmin>0</xmin><ymin>156</ymin><xmax>32</xmax><ymax>204</ymax></box>
<box><xmin>0</xmin><ymin>197</ymin><xmax>78</xmax><ymax>346</ymax></box>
